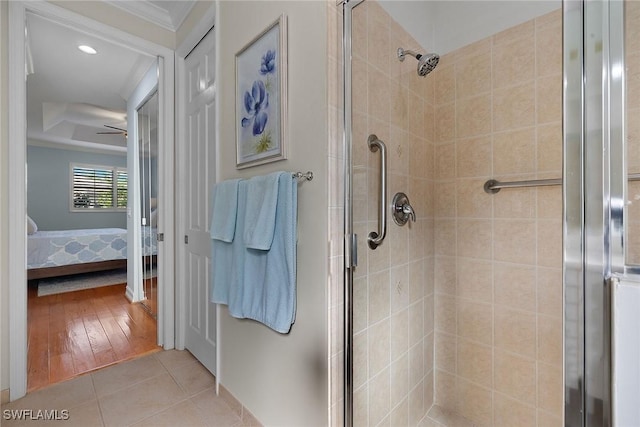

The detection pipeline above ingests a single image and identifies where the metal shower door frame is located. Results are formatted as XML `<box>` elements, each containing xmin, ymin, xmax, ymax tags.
<box><xmin>341</xmin><ymin>1</ymin><xmax>364</xmax><ymax>426</ymax></box>
<box><xmin>565</xmin><ymin>0</ymin><xmax>629</xmax><ymax>425</ymax></box>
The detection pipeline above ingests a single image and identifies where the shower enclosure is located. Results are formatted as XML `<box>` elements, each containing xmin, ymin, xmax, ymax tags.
<box><xmin>340</xmin><ymin>0</ymin><xmax>639</xmax><ymax>425</ymax></box>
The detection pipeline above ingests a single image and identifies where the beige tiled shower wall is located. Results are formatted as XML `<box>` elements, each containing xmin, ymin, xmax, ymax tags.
<box><xmin>431</xmin><ymin>9</ymin><xmax>564</xmax><ymax>427</ymax></box>
<box><xmin>347</xmin><ymin>2</ymin><xmax>436</xmax><ymax>425</ymax></box>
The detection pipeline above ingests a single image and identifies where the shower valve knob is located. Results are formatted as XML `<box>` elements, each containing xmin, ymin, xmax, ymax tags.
<box><xmin>402</xmin><ymin>204</ymin><xmax>416</xmax><ymax>222</ymax></box>
<box><xmin>392</xmin><ymin>192</ymin><xmax>416</xmax><ymax>226</ymax></box>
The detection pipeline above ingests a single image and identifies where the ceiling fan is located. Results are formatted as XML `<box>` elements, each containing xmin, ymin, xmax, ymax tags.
<box><xmin>97</xmin><ymin>124</ymin><xmax>127</xmax><ymax>137</ymax></box>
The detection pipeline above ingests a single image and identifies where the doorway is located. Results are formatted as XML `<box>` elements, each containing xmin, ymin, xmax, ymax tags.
<box><xmin>23</xmin><ymin>8</ymin><xmax>159</xmax><ymax>392</ymax></box>
<box><xmin>8</xmin><ymin>1</ymin><xmax>176</xmax><ymax>401</ymax></box>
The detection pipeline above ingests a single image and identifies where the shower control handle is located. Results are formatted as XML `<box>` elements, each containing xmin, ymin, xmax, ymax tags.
<box><xmin>402</xmin><ymin>204</ymin><xmax>416</xmax><ymax>222</ymax></box>
<box><xmin>392</xmin><ymin>192</ymin><xmax>416</xmax><ymax>226</ymax></box>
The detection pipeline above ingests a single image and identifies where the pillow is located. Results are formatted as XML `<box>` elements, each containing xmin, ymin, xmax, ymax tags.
<box><xmin>27</xmin><ymin>215</ymin><xmax>38</xmax><ymax>235</ymax></box>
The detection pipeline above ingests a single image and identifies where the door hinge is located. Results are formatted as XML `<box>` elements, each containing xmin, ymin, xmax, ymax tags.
<box><xmin>184</xmin><ymin>235</ymin><xmax>189</xmax><ymax>244</ymax></box>
<box><xmin>345</xmin><ymin>233</ymin><xmax>358</xmax><ymax>268</ymax></box>
<box><xmin>157</xmin><ymin>233</ymin><xmax>164</xmax><ymax>242</ymax></box>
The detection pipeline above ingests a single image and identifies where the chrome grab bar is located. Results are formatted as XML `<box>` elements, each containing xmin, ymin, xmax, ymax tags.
<box><xmin>485</xmin><ymin>173</ymin><xmax>640</xmax><ymax>194</ymax></box>
<box><xmin>484</xmin><ymin>178</ymin><xmax>562</xmax><ymax>193</ymax></box>
<box><xmin>367</xmin><ymin>134</ymin><xmax>387</xmax><ymax>249</ymax></box>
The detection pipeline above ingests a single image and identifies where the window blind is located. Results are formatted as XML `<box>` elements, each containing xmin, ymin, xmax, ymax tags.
<box><xmin>71</xmin><ymin>164</ymin><xmax>127</xmax><ymax>210</ymax></box>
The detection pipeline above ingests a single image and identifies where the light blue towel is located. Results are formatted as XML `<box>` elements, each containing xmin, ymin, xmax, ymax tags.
<box><xmin>210</xmin><ymin>179</ymin><xmax>241</xmax><ymax>305</ymax></box>
<box><xmin>210</xmin><ymin>179</ymin><xmax>241</xmax><ymax>242</ymax></box>
<box><xmin>214</xmin><ymin>173</ymin><xmax>297</xmax><ymax>333</ymax></box>
<box><xmin>243</xmin><ymin>172</ymin><xmax>281</xmax><ymax>250</ymax></box>
<box><xmin>211</xmin><ymin>237</ymin><xmax>235</xmax><ymax>305</ymax></box>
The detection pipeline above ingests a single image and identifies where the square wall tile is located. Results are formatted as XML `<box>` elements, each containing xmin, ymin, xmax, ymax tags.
<box><xmin>457</xmin><ymin>338</ymin><xmax>493</xmax><ymax>388</ymax></box>
<box><xmin>494</xmin><ymin>392</ymin><xmax>536</xmax><ymax>427</ymax></box>
<box><xmin>456</xmin><ymin>94</ymin><xmax>492</xmax><ymax>138</ymax></box>
<box><xmin>457</xmin><ymin>257</ymin><xmax>493</xmax><ymax>304</ymax></box>
<box><xmin>494</xmin><ymin>306</ymin><xmax>536</xmax><ymax>357</ymax></box>
<box><xmin>494</xmin><ymin>263</ymin><xmax>536</xmax><ymax>312</ymax></box>
<box><xmin>494</xmin><ymin>350</ymin><xmax>536</xmax><ymax>403</ymax></box>
<box><xmin>457</xmin><ymin>300</ymin><xmax>493</xmax><ymax>345</ymax></box>
<box><xmin>457</xmin><ymin>379</ymin><xmax>492</xmax><ymax>426</ymax></box>
<box><xmin>492</xmin><ymin>36</ymin><xmax>536</xmax><ymax>89</ymax></box>
<box><xmin>493</xmin><ymin>82</ymin><xmax>535</xmax><ymax>132</ymax></box>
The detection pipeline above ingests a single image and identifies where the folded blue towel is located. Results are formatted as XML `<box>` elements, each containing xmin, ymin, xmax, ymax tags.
<box><xmin>210</xmin><ymin>179</ymin><xmax>241</xmax><ymax>305</ymax></box>
<box><xmin>211</xmin><ymin>237</ymin><xmax>235</xmax><ymax>305</ymax></box>
<box><xmin>210</xmin><ymin>179</ymin><xmax>241</xmax><ymax>242</ymax></box>
<box><xmin>211</xmin><ymin>173</ymin><xmax>297</xmax><ymax>333</ymax></box>
<box><xmin>243</xmin><ymin>172</ymin><xmax>282</xmax><ymax>250</ymax></box>
<box><xmin>231</xmin><ymin>173</ymin><xmax>297</xmax><ymax>333</ymax></box>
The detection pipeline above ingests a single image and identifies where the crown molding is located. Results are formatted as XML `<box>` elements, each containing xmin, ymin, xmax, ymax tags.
<box><xmin>104</xmin><ymin>0</ymin><xmax>194</xmax><ymax>32</ymax></box>
<box><xmin>163</xmin><ymin>1</ymin><xmax>196</xmax><ymax>31</ymax></box>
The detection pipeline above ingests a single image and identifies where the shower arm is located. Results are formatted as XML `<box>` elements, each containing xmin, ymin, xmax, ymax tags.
<box><xmin>398</xmin><ymin>48</ymin><xmax>420</xmax><ymax>60</ymax></box>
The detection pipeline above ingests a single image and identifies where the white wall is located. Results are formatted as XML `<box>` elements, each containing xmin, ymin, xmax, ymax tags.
<box><xmin>0</xmin><ymin>0</ymin><xmax>7</xmax><ymax>395</ymax></box>
<box><xmin>380</xmin><ymin>0</ymin><xmax>561</xmax><ymax>55</ymax></box>
<box><xmin>379</xmin><ymin>1</ymin><xmax>437</xmax><ymax>52</ymax></box>
<box><xmin>216</xmin><ymin>1</ymin><xmax>329</xmax><ymax>425</ymax></box>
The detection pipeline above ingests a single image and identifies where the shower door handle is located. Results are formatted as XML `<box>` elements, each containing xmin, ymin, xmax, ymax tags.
<box><xmin>367</xmin><ymin>134</ymin><xmax>387</xmax><ymax>250</ymax></box>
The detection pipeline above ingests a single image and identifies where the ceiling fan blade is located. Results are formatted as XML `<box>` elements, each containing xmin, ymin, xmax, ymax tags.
<box><xmin>97</xmin><ymin>131</ymin><xmax>125</xmax><ymax>135</ymax></box>
<box><xmin>103</xmin><ymin>124</ymin><xmax>127</xmax><ymax>132</ymax></box>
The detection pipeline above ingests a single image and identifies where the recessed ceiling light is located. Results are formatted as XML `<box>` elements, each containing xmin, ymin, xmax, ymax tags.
<box><xmin>78</xmin><ymin>45</ymin><xmax>97</xmax><ymax>55</ymax></box>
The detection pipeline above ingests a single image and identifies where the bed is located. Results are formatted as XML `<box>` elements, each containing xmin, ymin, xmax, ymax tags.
<box><xmin>27</xmin><ymin>227</ymin><xmax>157</xmax><ymax>280</ymax></box>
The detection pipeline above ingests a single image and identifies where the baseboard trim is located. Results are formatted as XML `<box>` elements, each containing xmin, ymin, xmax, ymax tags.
<box><xmin>219</xmin><ymin>384</ymin><xmax>262</xmax><ymax>426</ymax></box>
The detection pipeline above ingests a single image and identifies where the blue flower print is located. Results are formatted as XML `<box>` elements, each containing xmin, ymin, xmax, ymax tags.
<box><xmin>260</xmin><ymin>50</ymin><xmax>276</xmax><ymax>75</ymax></box>
<box><xmin>241</xmin><ymin>80</ymin><xmax>269</xmax><ymax>136</ymax></box>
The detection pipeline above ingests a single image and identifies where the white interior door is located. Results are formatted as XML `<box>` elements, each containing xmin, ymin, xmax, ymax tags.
<box><xmin>181</xmin><ymin>28</ymin><xmax>217</xmax><ymax>375</ymax></box>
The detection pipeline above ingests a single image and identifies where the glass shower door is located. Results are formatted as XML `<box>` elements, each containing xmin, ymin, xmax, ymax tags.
<box><xmin>345</xmin><ymin>1</ymin><xmax>565</xmax><ymax>426</ymax></box>
<box><xmin>138</xmin><ymin>91</ymin><xmax>159</xmax><ymax>318</ymax></box>
<box><xmin>565</xmin><ymin>0</ymin><xmax>640</xmax><ymax>425</ymax></box>
<box><xmin>345</xmin><ymin>1</ymin><xmax>437</xmax><ymax>425</ymax></box>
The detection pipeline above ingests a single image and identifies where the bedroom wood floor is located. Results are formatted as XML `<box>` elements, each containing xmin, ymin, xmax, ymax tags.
<box><xmin>27</xmin><ymin>283</ymin><xmax>160</xmax><ymax>392</ymax></box>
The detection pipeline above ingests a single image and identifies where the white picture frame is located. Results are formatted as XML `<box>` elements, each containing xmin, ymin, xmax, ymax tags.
<box><xmin>235</xmin><ymin>14</ymin><xmax>288</xmax><ymax>169</ymax></box>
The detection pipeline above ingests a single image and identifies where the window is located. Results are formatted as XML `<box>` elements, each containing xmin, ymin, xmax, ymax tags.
<box><xmin>71</xmin><ymin>163</ymin><xmax>127</xmax><ymax>211</ymax></box>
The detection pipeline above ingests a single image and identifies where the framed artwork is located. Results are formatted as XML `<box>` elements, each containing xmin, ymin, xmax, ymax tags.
<box><xmin>235</xmin><ymin>14</ymin><xmax>288</xmax><ymax>169</ymax></box>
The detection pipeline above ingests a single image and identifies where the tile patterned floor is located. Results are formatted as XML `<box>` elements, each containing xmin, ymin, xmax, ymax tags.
<box><xmin>2</xmin><ymin>350</ymin><xmax>246</xmax><ymax>427</ymax></box>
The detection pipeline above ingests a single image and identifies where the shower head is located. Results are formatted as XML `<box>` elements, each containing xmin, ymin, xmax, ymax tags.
<box><xmin>397</xmin><ymin>47</ymin><xmax>440</xmax><ymax>77</ymax></box>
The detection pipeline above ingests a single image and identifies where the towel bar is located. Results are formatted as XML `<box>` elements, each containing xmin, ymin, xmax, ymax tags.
<box><xmin>292</xmin><ymin>171</ymin><xmax>313</xmax><ymax>181</ymax></box>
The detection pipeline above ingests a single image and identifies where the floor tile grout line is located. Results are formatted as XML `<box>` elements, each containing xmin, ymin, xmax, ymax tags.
<box><xmin>124</xmin><ymin>395</ymin><xmax>195</xmax><ymax>427</ymax></box>
<box><xmin>98</xmin><ymin>371</ymin><xmax>189</xmax><ymax>427</ymax></box>
<box><xmin>89</xmin><ymin>371</ymin><xmax>107</xmax><ymax>427</ymax></box>
<box><xmin>92</xmin><ymin>360</ymin><xmax>169</xmax><ymax>400</ymax></box>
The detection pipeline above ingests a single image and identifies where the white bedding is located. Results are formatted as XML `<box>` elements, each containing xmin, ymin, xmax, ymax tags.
<box><xmin>28</xmin><ymin>227</ymin><xmax>158</xmax><ymax>269</ymax></box>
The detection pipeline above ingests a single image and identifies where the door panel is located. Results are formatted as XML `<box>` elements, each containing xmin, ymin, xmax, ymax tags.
<box><xmin>183</xmin><ymin>28</ymin><xmax>217</xmax><ymax>375</ymax></box>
